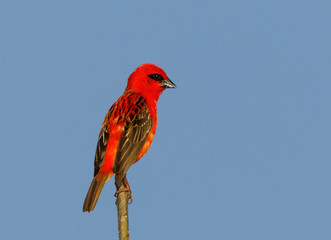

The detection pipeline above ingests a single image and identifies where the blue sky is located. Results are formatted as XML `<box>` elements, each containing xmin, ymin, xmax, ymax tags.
<box><xmin>1</xmin><ymin>0</ymin><xmax>331</xmax><ymax>239</ymax></box>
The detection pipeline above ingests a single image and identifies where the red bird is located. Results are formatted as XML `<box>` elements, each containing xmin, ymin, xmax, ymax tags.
<box><xmin>83</xmin><ymin>63</ymin><xmax>176</xmax><ymax>212</ymax></box>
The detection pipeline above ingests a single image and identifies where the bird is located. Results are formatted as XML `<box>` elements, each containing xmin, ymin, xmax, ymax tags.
<box><xmin>83</xmin><ymin>63</ymin><xmax>176</xmax><ymax>212</ymax></box>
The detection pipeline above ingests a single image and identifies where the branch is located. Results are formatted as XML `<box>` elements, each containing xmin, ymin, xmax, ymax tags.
<box><xmin>116</xmin><ymin>185</ymin><xmax>129</xmax><ymax>240</ymax></box>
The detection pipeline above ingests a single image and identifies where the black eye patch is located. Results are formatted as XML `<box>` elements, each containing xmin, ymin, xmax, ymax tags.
<box><xmin>148</xmin><ymin>73</ymin><xmax>164</xmax><ymax>81</ymax></box>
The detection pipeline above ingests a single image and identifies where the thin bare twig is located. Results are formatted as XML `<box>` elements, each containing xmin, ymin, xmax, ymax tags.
<box><xmin>116</xmin><ymin>185</ymin><xmax>129</xmax><ymax>240</ymax></box>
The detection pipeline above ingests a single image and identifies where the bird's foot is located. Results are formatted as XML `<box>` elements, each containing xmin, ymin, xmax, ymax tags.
<box><xmin>114</xmin><ymin>187</ymin><xmax>133</xmax><ymax>204</ymax></box>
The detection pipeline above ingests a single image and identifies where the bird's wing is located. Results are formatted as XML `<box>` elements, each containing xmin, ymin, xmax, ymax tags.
<box><xmin>93</xmin><ymin>108</ymin><xmax>113</xmax><ymax>176</ymax></box>
<box><xmin>114</xmin><ymin>96</ymin><xmax>153</xmax><ymax>185</ymax></box>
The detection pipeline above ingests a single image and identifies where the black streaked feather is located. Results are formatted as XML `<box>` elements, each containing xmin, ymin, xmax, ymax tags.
<box><xmin>94</xmin><ymin>122</ymin><xmax>110</xmax><ymax>176</ymax></box>
<box><xmin>93</xmin><ymin>94</ymin><xmax>152</xmax><ymax>185</ymax></box>
<box><xmin>114</xmin><ymin>100</ymin><xmax>153</xmax><ymax>187</ymax></box>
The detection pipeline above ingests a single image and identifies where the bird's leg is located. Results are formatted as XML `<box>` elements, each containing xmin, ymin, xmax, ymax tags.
<box><xmin>115</xmin><ymin>176</ymin><xmax>133</xmax><ymax>204</ymax></box>
<box><xmin>124</xmin><ymin>177</ymin><xmax>133</xmax><ymax>204</ymax></box>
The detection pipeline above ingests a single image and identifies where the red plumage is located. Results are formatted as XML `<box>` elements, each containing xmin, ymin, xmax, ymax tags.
<box><xmin>83</xmin><ymin>63</ymin><xmax>176</xmax><ymax>212</ymax></box>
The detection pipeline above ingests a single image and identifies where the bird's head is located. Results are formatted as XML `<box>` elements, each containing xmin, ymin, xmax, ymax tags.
<box><xmin>125</xmin><ymin>63</ymin><xmax>176</xmax><ymax>101</ymax></box>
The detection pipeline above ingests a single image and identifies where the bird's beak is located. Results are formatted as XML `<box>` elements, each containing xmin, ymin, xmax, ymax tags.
<box><xmin>161</xmin><ymin>78</ymin><xmax>176</xmax><ymax>89</ymax></box>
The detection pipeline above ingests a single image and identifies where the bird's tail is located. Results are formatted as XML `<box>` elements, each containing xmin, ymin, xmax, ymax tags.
<box><xmin>83</xmin><ymin>174</ymin><xmax>110</xmax><ymax>212</ymax></box>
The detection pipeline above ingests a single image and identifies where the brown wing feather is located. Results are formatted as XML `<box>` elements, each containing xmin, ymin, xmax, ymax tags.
<box><xmin>93</xmin><ymin>108</ymin><xmax>112</xmax><ymax>176</ymax></box>
<box><xmin>114</xmin><ymin>99</ymin><xmax>153</xmax><ymax>186</ymax></box>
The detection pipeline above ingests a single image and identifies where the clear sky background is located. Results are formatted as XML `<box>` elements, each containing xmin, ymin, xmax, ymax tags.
<box><xmin>1</xmin><ymin>0</ymin><xmax>331</xmax><ymax>239</ymax></box>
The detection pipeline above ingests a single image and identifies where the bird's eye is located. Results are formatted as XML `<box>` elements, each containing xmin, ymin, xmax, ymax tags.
<box><xmin>148</xmin><ymin>73</ymin><xmax>164</xmax><ymax>81</ymax></box>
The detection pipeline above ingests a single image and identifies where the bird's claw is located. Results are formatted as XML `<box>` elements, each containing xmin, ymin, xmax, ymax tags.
<box><xmin>114</xmin><ymin>187</ymin><xmax>133</xmax><ymax>204</ymax></box>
